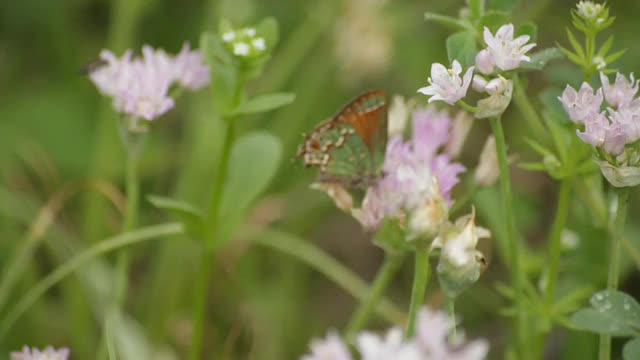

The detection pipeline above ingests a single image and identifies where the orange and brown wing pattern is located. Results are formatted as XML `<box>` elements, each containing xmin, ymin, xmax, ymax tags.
<box><xmin>333</xmin><ymin>90</ymin><xmax>387</xmax><ymax>151</ymax></box>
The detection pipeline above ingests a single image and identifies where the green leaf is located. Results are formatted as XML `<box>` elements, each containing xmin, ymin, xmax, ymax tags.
<box><xmin>488</xmin><ymin>0</ymin><xmax>520</xmax><ymax>11</ymax></box>
<box><xmin>516</xmin><ymin>21</ymin><xmax>537</xmax><ymax>43</ymax></box>
<box><xmin>218</xmin><ymin>18</ymin><xmax>234</xmax><ymax>36</ymax></box>
<box><xmin>424</xmin><ymin>12</ymin><xmax>473</xmax><ymax>32</ymax></box>
<box><xmin>604</xmin><ymin>49</ymin><xmax>627</xmax><ymax>64</ymax></box>
<box><xmin>231</xmin><ymin>93</ymin><xmax>296</xmax><ymax>116</ymax></box>
<box><xmin>147</xmin><ymin>195</ymin><xmax>204</xmax><ymax>240</ymax></box>
<box><xmin>597</xmin><ymin>36</ymin><xmax>614</xmax><ymax>58</ymax></box>
<box><xmin>589</xmin><ymin>290</ymin><xmax>640</xmax><ymax>329</ymax></box>
<box><xmin>566</xmin><ymin>28</ymin><xmax>585</xmax><ymax>59</ymax></box>
<box><xmin>624</xmin><ymin>338</ymin><xmax>640</xmax><ymax>360</ymax></box>
<box><xmin>558</xmin><ymin>45</ymin><xmax>584</xmax><ymax>65</ymax></box>
<box><xmin>519</xmin><ymin>47</ymin><xmax>565</xmax><ymax>70</ymax></box>
<box><xmin>479</xmin><ymin>10</ymin><xmax>510</xmax><ymax>33</ymax></box>
<box><xmin>571</xmin><ymin>308</ymin><xmax>637</xmax><ymax>337</ymax></box>
<box><xmin>446</xmin><ymin>31</ymin><xmax>477</xmax><ymax>68</ymax></box>
<box><xmin>215</xmin><ymin>132</ymin><xmax>283</xmax><ymax>247</ymax></box>
<box><xmin>256</xmin><ymin>17</ymin><xmax>279</xmax><ymax>49</ymax></box>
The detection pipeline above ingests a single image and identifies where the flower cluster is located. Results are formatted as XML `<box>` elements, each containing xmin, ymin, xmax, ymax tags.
<box><xmin>352</xmin><ymin>106</ymin><xmax>465</xmax><ymax>240</ymax></box>
<box><xmin>559</xmin><ymin>72</ymin><xmax>640</xmax><ymax>186</ymax></box>
<box><xmin>418</xmin><ymin>24</ymin><xmax>535</xmax><ymax>119</ymax></box>
<box><xmin>11</xmin><ymin>346</ymin><xmax>69</xmax><ymax>360</ymax></box>
<box><xmin>222</xmin><ymin>27</ymin><xmax>267</xmax><ymax>58</ymax></box>
<box><xmin>301</xmin><ymin>307</ymin><xmax>489</xmax><ymax>360</ymax></box>
<box><xmin>89</xmin><ymin>42</ymin><xmax>209</xmax><ymax>122</ymax></box>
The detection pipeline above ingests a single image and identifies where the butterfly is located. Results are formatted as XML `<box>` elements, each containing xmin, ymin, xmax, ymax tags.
<box><xmin>297</xmin><ymin>89</ymin><xmax>388</xmax><ymax>188</ymax></box>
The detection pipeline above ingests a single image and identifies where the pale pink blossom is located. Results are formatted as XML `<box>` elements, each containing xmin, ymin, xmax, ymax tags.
<box><xmin>474</xmin><ymin>49</ymin><xmax>494</xmax><ymax>75</ymax></box>
<box><xmin>600</xmin><ymin>72</ymin><xmax>638</xmax><ymax>108</ymax></box>
<box><xmin>576</xmin><ymin>112</ymin><xmax>626</xmax><ymax>156</ymax></box>
<box><xmin>173</xmin><ymin>43</ymin><xmax>210</xmax><ymax>90</ymax></box>
<box><xmin>357</xmin><ymin>327</ymin><xmax>423</xmax><ymax>360</ymax></box>
<box><xmin>482</xmin><ymin>24</ymin><xmax>536</xmax><ymax>71</ymax></box>
<box><xmin>558</xmin><ymin>83</ymin><xmax>604</xmax><ymax>124</ymax></box>
<box><xmin>300</xmin><ymin>332</ymin><xmax>352</xmax><ymax>360</ymax></box>
<box><xmin>418</xmin><ymin>61</ymin><xmax>475</xmax><ymax>105</ymax></box>
<box><xmin>11</xmin><ymin>346</ymin><xmax>69</xmax><ymax>360</ymax></box>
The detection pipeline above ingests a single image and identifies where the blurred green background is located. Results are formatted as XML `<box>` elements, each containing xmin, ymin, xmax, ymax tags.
<box><xmin>2</xmin><ymin>0</ymin><xmax>640</xmax><ymax>358</ymax></box>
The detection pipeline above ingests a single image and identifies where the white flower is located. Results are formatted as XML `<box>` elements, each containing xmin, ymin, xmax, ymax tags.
<box><xmin>600</xmin><ymin>72</ymin><xmax>638</xmax><ymax>108</ymax></box>
<box><xmin>357</xmin><ymin>327</ymin><xmax>424</xmax><ymax>360</ymax></box>
<box><xmin>244</xmin><ymin>27</ymin><xmax>257</xmax><ymax>37</ymax></box>
<box><xmin>558</xmin><ymin>82</ymin><xmax>604</xmax><ymax>125</ymax></box>
<box><xmin>11</xmin><ymin>346</ymin><xmax>70</xmax><ymax>360</ymax></box>
<box><xmin>300</xmin><ymin>332</ymin><xmax>352</xmax><ymax>360</ymax></box>
<box><xmin>474</xmin><ymin>135</ymin><xmax>498</xmax><ymax>187</ymax></box>
<box><xmin>418</xmin><ymin>60</ymin><xmax>475</xmax><ymax>105</ymax></box>
<box><xmin>252</xmin><ymin>37</ymin><xmax>266</xmax><ymax>51</ymax></box>
<box><xmin>233</xmin><ymin>42</ymin><xmax>251</xmax><ymax>56</ymax></box>
<box><xmin>222</xmin><ymin>31</ymin><xmax>236</xmax><ymax>42</ymax></box>
<box><xmin>482</xmin><ymin>24</ymin><xmax>536</xmax><ymax>71</ymax></box>
<box><xmin>475</xmin><ymin>76</ymin><xmax>514</xmax><ymax>119</ymax></box>
<box><xmin>576</xmin><ymin>1</ymin><xmax>605</xmax><ymax>21</ymax></box>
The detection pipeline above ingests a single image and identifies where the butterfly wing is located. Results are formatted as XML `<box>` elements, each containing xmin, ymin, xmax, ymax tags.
<box><xmin>298</xmin><ymin>90</ymin><xmax>387</xmax><ymax>187</ymax></box>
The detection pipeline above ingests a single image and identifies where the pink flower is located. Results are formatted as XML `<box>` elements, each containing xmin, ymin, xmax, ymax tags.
<box><xmin>558</xmin><ymin>83</ymin><xmax>603</xmax><ymax>124</ymax></box>
<box><xmin>11</xmin><ymin>346</ymin><xmax>69</xmax><ymax>360</ymax></box>
<box><xmin>576</xmin><ymin>112</ymin><xmax>626</xmax><ymax>156</ymax></box>
<box><xmin>600</xmin><ymin>72</ymin><xmax>638</xmax><ymax>108</ymax></box>
<box><xmin>357</xmin><ymin>327</ymin><xmax>423</xmax><ymax>360</ymax></box>
<box><xmin>418</xmin><ymin>61</ymin><xmax>475</xmax><ymax>105</ymax></box>
<box><xmin>89</xmin><ymin>42</ymin><xmax>210</xmax><ymax>121</ymax></box>
<box><xmin>482</xmin><ymin>24</ymin><xmax>536</xmax><ymax>71</ymax></box>
<box><xmin>355</xmin><ymin>107</ymin><xmax>465</xmax><ymax>232</ymax></box>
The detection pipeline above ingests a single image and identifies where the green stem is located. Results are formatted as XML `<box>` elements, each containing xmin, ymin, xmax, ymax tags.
<box><xmin>254</xmin><ymin>229</ymin><xmax>404</xmax><ymax>323</ymax></box>
<box><xmin>456</xmin><ymin>100</ymin><xmax>477</xmax><ymax>113</ymax></box>
<box><xmin>446</xmin><ymin>298</ymin><xmax>457</xmax><ymax>339</ymax></box>
<box><xmin>188</xmin><ymin>119</ymin><xmax>236</xmax><ymax>360</ymax></box>
<box><xmin>513</xmin><ymin>76</ymin><xmax>548</xmax><ymax>144</ymax></box>
<box><xmin>584</xmin><ymin>32</ymin><xmax>596</xmax><ymax>81</ymax></box>
<box><xmin>0</xmin><ymin>223</ymin><xmax>183</xmax><ymax>338</ymax></box>
<box><xmin>599</xmin><ymin>187</ymin><xmax>629</xmax><ymax>360</ymax></box>
<box><xmin>405</xmin><ymin>248</ymin><xmax>430</xmax><ymax>337</ymax></box>
<box><xmin>345</xmin><ymin>253</ymin><xmax>406</xmax><ymax>340</ymax></box>
<box><xmin>544</xmin><ymin>180</ymin><xmax>571</xmax><ymax>305</ymax></box>
<box><xmin>489</xmin><ymin>116</ymin><xmax>527</xmax><ymax>359</ymax></box>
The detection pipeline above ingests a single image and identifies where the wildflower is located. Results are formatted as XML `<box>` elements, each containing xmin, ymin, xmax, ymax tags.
<box><xmin>482</xmin><ymin>24</ymin><xmax>536</xmax><ymax>71</ymax></box>
<box><xmin>445</xmin><ymin>111</ymin><xmax>474</xmax><ymax>159</ymax></box>
<box><xmin>432</xmin><ymin>210</ymin><xmax>489</xmax><ymax>298</ymax></box>
<box><xmin>173</xmin><ymin>43</ymin><xmax>210</xmax><ymax>90</ymax></box>
<box><xmin>474</xmin><ymin>76</ymin><xmax>514</xmax><ymax>119</ymax></box>
<box><xmin>475</xmin><ymin>49</ymin><xmax>495</xmax><ymax>75</ymax></box>
<box><xmin>11</xmin><ymin>346</ymin><xmax>69</xmax><ymax>360</ymax></box>
<box><xmin>576</xmin><ymin>1</ymin><xmax>606</xmax><ymax>22</ymax></box>
<box><xmin>474</xmin><ymin>136</ymin><xmax>499</xmax><ymax>187</ymax></box>
<box><xmin>88</xmin><ymin>43</ymin><xmax>210</xmax><ymax>121</ymax></box>
<box><xmin>416</xmin><ymin>308</ymin><xmax>490</xmax><ymax>359</ymax></box>
<box><xmin>600</xmin><ymin>72</ymin><xmax>638</xmax><ymax>108</ymax></box>
<box><xmin>300</xmin><ymin>332</ymin><xmax>352</xmax><ymax>360</ymax></box>
<box><xmin>357</xmin><ymin>327</ymin><xmax>423</xmax><ymax>360</ymax></box>
<box><xmin>418</xmin><ymin>60</ymin><xmax>475</xmax><ymax>105</ymax></box>
<box><xmin>558</xmin><ymin>83</ymin><xmax>603</xmax><ymax>124</ymax></box>
<box><xmin>221</xmin><ymin>27</ymin><xmax>268</xmax><ymax>58</ymax></box>
<box><xmin>301</xmin><ymin>307</ymin><xmax>489</xmax><ymax>360</ymax></box>
<box><xmin>353</xmin><ymin>107</ymin><xmax>464</xmax><ymax>239</ymax></box>
<box><xmin>576</xmin><ymin>112</ymin><xmax>626</xmax><ymax>156</ymax></box>
<box><xmin>592</xmin><ymin>56</ymin><xmax>606</xmax><ymax>71</ymax></box>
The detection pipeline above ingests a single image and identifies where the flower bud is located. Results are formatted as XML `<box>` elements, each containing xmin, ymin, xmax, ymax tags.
<box><xmin>595</xmin><ymin>161</ymin><xmax>640</xmax><ymax>188</ymax></box>
<box><xmin>475</xmin><ymin>76</ymin><xmax>513</xmax><ymax>119</ymax></box>
<box><xmin>474</xmin><ymin>136</ymin><xmax>498</xmax><ymax>187</ymax></box>
<box><xmin>407</xmin><ymin>178</ymin><xmax>449</xmax><ymax>243</ymax></box>
<box><xmin>445</xmin><ymin>111</ymin><xmax>474</xmax><ymax>159</ymax></box>
<box><xmin>432</xmin><ymin>210</ymin><xmax>489</xmax><ymax>299</ymax></box>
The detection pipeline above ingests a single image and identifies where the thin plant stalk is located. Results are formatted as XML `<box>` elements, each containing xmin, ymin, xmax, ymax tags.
<box><xmin>405</xmin><ymin>247</ymin><xmax>430</xmax><ymax>337</ymax></box>
<box><xmin>513</xmin><ymin>76</ymin><xmax>547</xmax><ymax>143</ymax></box>
<box><xmin>188</xmin><ymin>119</ymin><xmax>236</xmax><ymax>360</ymax></box>
<box><xmin>599</xmin><ymin>187</ymin><xmax>629</xmax><ymax>360</ymax></box>
<box><xmin>345</xmin><ymin>252</ymin><xmax>406</xmax><ymax>340</ymax></box>
<box><xmin>544</xmin><ymin>180</ymin><xmax>571</xmax><ymax>305</ymax></box>
<box><xmin>489</xmin><ymin>116</ymin><xmax>527</xmax><ymax>359</ymax></box>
